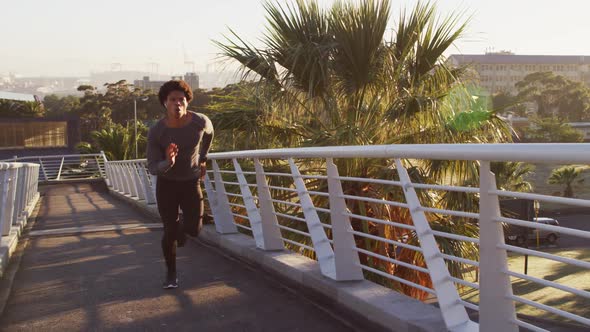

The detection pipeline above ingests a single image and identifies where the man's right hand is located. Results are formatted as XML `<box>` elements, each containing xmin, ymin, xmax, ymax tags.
<box><xmin>166</xmin><ymin>143</ymin><xmax>178</xmax><ymax>166</ymax></box>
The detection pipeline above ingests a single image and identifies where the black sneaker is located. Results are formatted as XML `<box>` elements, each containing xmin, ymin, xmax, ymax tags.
<box><xmin>162</xmin><ymin>272</ymin><xmax>178</xmax><ymax>289</ymax></box>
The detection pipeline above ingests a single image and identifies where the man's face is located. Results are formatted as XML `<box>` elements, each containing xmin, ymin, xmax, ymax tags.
<box><xmin>165</xmin><ymin>90</ymin><xmax>188</xmax><ymax>120</ymax></box>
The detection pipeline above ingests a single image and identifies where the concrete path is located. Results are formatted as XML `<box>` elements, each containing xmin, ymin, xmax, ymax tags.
<box><xmin>0</xmin><ymin>183</ymin><xmax>357</xmax><ymax>331</ymax></box>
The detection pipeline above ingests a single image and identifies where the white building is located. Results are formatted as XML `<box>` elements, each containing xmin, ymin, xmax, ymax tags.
<box><xmin>448</xmin><ymin>52</ymin><xmax>590</xmax><ymax>95</ymax></box>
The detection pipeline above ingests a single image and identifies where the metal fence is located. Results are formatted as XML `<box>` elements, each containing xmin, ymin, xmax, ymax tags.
<box><xmin>0</xmin><ymin>162</ymin><xmax>40</xmax><ymax>237</ymax></box>
<box><xmin>3</xmin><ymin>153</ymin><xmax>107</xmax><ymax>182</ymax></box>
<box><xmin>101</xmin><ymin>143</ymin><xmax>590</xmax><ymax>331</ymax></box>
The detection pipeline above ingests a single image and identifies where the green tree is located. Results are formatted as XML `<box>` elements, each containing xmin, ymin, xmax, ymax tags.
<box><xmin>0</xmin><ymin>100</ymin><xmax>45</xmax><ymax>118</ymax></box>
<box><xmin>43</xmin><ymin>94</ymin><xmax>80</xmax><ymax>117</ymax></box>
<box><xmin>491</xmin><ymin>162</ymin><xmax>534</xmax><ymax>192</ymax></box>
<box><xmin>215</xmin><ymin>0</ymin><xmax>512</xmax><ymax>299</ymax></box>
<box><xmin>516</xmin><ymin>71</ymin><xmax>590</xmax><ymax>121</ymax></box>
<box><xmin>547</xmin><ymin>165</ymin><xmax>588</xmax><ymax>198</ymax></box>
<box><xmin>523</xmin><ymin>116</ymin><xmax>584</xmax><ymax>142</ymax></box>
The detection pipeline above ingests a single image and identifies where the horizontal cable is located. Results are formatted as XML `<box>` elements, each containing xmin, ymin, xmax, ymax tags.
<box><xmin>270</xmin><ymin>199</ymin><xmax>301</xmax><ymax>208</ymax></box>
<box><xmin>411</xmin><ymin>183</ymin><xmax>480</xmax><ymax>194</ymax></box>
<box><xmin>507</xmin><ymin>294</ymin><xmax>590</xmax><ymax>326</ymax></box>
<box><xmin>261</xmin><ymin>172</ymin><xmax>293</xmax><ymax>177</ymax></box>
<box><xmin>441</xmin><ymin>254</ymin><xmax>480</xmax><ymax>268</ymax></box>
<box><xmin>495</xmin><ymin>216</ymin><xmax>590</xmax><ymax>239</ymax></box>
<box><xmin>450</xmin><ymin>277</ymin><xmax>479</xmax><ymax>290</ymax></box>
<box><xmin>282</xmin><ymin>238</ymin><xmax>315</xmax><ymax>252</ymax></box>
<box><xmin>306</xmin><ymin>190</ymin><xmax>330</xmax><ymax>197</ymax></box>
<box><xmin>342</xmin><ymin>212</ymin><xmax>416</xmax><ymax>231</ymax></box>
<box><xmin>228</xmin><ymin>203</ymin><xmax>246</xmax><ymax>209</ymax></box>
<box><xmin>277</xmin><ymin>225</ymin><xmax>311</xmax><ymax>238</ymax></box>
<box><xmin>420</xmin><ymin>207</ymin><xmax>479</xmax><ymax>219</ymax></box>
<box><xmin>234</xmin><ymin>223</ymin><xmax>252</xmax><ymax>231</ymax></box>
<box><xmin>216</xmin><ymin>170</ymin><xmax>236</xmax><ymax>174</ymax></box>
<box><xmin>502</xmin><ymin>269</ymin><xmax>590</xmax><ymax>299</ymax></box>
<box><xmin>314</xmin><ymin>207</ymin><xmax>331</xmax><ymax>214</ymax></box>
<box><xmin>230</xmin><ymin>213</ymin><xmax>249</xmax><ymax>220</ymax></box>
<box><xmin>274</xmin><ymin>212</ymin><xmax>306</xmax><ymax>223</ymax></box>
<box><xmin>431</xmin><ymin>230</ymin><xmax>479</xmax><ymax>244</ymax></box>
<box><xmin>357</xmin><ymin>264</ymin><xmax>436</xmax><ymax>295</ymax></box>
<box><xmin>510</xmin><ymin>319</ymin><xmax>549</xmax><ymax>332</ymax></box>
<box><xmin>221</xmin><ymin>181</ymin><xmax>240</xmax><ymax>186</ymax></box>
<box><xmin>224</xmin><ymin>192</ymin><xmax>244</xmax><ymax>198</ymax></box>
<box><xmin>267</xmin><ymin>185</ymin><xmax>297</xmax><ymax>192</ymax></box>
<box><xmin>353</xmin><ymin>247</ymin><xmax>429</xmax><ymax>274</ymax></box>
<box><xmin>499</xmin><ymin>244</ymin><xmax>590</xmax><ymax>270</ymax></box>
<box><xmin>336</xmin><ymin>176</ymin><xmax>402</xmax><ymax>186</ymax></box>
<box><xmin>460</xmin><ymin>300</ymin><xmax>479</xmax><ymax>312</ymax></box>
<box><xmin>340</xmin><ymin>195</ymin><xmax>409</xmax><ymax>208</ymax></box>
<box><xmin>301</xmin><ymin>174</ymin><xmax>327</xmax><ymax>180</ymax></box>
<box><xmin>349</xmin><ymin>230</ymin><xmax>422</xmax><ymax>252</ymax></box>
<box><xmin>491</xmin><ymin>189</ymin><xmax>590</xmax><ymax>208</ymax></box>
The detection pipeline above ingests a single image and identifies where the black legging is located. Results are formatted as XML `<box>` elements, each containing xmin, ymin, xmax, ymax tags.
<box><xmin>156</xmin><ymin>176</ymin><xmax>204</xmax><ymax>273</ymax></box>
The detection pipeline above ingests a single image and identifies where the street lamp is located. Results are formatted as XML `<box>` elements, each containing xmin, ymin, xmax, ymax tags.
<box><xmin>133</xmin><ymin>96</ymin><xmax>149</xmax><ymax>159</ymax></box>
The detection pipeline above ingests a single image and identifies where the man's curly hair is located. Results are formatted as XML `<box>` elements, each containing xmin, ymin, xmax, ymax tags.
<box><xmin>158</xmin><ymin>80</ymin><xmax>194</xmax><ymax>107</ymax></box>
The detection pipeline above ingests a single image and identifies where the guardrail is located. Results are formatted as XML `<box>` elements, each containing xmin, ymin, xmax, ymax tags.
<box><xmin>105</xmin><ymin>143</ymin><xmax>590</xmax><ymax>332</ymax></box>
<box><xmin>0</xmin><ymin>162</ymin><xmax>40</xmax><ymax>238</ymax></box>
<box><xmin>3</xmin><ymin>153</ymin><xmax>108</xmax><ymax>183</ymax></box>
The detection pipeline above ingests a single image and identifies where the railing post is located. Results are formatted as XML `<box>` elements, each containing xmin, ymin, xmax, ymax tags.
<box><xmin>203</xmin><ymin>173</ymin><xmax>219</xmax><ymax>223</ymax></box>
<box><xmin>395</xmin><ymin>159</ymin><xmax>477</xmax><ymax>331</ymax></box>
<box><xmin>56</xmin><ymin>157</ymin><xmax>65</xmax><ymax>181</ymax></box>
<box><xmin>38</xmin><ymin>157</ymin><xmax>48</xmax><ymax>182</ymax></box>
<box><xmin>7</xmin><ymin>166</ymin><xmax>19</xmax><ymax>232</ymax></box>
<box><xmin>326</xmin><ymin>158</ymin><xmax>363</xmax><ymax>281</ymax></box>
<box><xmin>99</xmin><ymin>151</ymin><xmax>110</xmax><ymax>186</ymax></box>
<box><xmin>138</xmin><ymin>162</ymin><xmax>156</xmax><ymax>204</ymax></box>
<box><xmin>132</xmin><ymin>162</ymin><xmax>145</xmax><ymax>200</ymax></box>
<box><xmin>114</xmin><ymin>163</ymin><xmax>124</xmax><ymax>193</ymax></box>
<box><xmin>121</xmin><ymin>163</ymin><xmax>133</xmax><ymax>195</ymax></box>
<box><xmin>127</xmin><ymin>162</ymin><xmax>140</xmax><ymax>199</ymax></box>
<box><xmin>288</xmin><ymin>158</ymin><xmax>336</xmax><ymax>279</ymax></box>
<box><xmin>211</xmin><ymin>160</ymin><xmax>238</xmax><ymax>234</ymax></box>
<box><xmin>14</xmin><ymin>165</ymin><xmax>25</xmax><ymax>225</ymax></box>
<box><xmin>0</xmin><ymin>164</ymin><xmax>11</xmax><ymax>237</ymax></box>
<box><xmin>233</xmin><ymin>159</ymin><xmax>283</xmax><ymax>250</ymax></box>
<box><xmin>479</xmin><ymin>161</ymin><xmax>518</xmax><ymax>332</ymax></box>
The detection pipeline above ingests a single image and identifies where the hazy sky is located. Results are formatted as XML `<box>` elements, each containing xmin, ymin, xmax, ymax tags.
<box><xmin>2</xmin><ymin>0</ymin><xmax>589</xmax><ymax>77</ymax></box>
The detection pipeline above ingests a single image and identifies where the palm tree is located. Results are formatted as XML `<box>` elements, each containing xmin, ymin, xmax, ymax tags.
<box><xmin>91</xmin><ymin>123</ymin><xmax>134</xmax><ymax>161</ymax></box>
<box><xmin>214</xmin><ymin>0</ymin><xmax>512</xmax><ymax>299</ymax></box>
<box><xmin>548</xmin><ymin>165</ymin><xmax>588</xmax><ymax>198</ymax></box>
<box><xmin>491</xmin><ymin>161</ymin><xmax>535</xmax><ymax>192</ymax></box>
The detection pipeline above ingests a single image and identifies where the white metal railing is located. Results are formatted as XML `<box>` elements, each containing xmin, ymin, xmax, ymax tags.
<box><xmin>3</xmin><ymin>153</ymin><xmax>108</xmax><ymax>182</ymax></box>
<box><xmin>0</xmin><ymin>162</ymin><xmax>40</xmax><ymax>239</ymax></box>
<box><xmin>104</xmin><ymin>143</ymin><xmax>590</xmax><ymax>332</ymax></box>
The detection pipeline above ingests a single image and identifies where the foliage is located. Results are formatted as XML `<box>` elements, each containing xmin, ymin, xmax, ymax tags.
<box><xmin>43</xmin><ymin>94</ymin><xmax>80</xmax><ymax>117</ymax></box>
<box><xmin>516</xmin><ymin>71</ymin><xmax>590</xmax><ymax>121</ymax></box>
<box><xmin>214</xmin><ymin>0</ymin><xmax>513</xmax><ymax>299</ymax></box>
<box><xmin>491</xmin><ymin>162</ymin><xmax>534</xmax><ymax>192</ymax></box>
<box><xmin>80</xmin><ymin>122</ymin><xmax>148</xmax><ymax>160</ymax></box>
<box><xmin>523</xmin><ymin>117</ymin><xmax>584</xmax><ymax>143</ymax></box>
<box><xmin>547</xmin><ymin>165</ymin><xmax>589</xmax><ymax>198</ymax></box>
<box><xmin>0</xmin><ymin>99</ymin><xmax>45</xmax><ymax>118</ymax></box>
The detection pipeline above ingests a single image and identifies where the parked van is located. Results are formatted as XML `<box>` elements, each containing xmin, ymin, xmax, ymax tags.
<box><xmin>505</xmin><ymin>217</ymin><xmax>560</xmax><ymax>245</ymax></box>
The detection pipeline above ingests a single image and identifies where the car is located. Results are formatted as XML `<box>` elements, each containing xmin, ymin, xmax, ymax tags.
<box><xmin>505</xmin><ymin>217</ymin><xmax>560</xmax><ymax>245</ymax></box>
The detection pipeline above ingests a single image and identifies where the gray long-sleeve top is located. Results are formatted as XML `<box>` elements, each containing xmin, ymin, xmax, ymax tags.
<box><xmin>147</xmin><ymin>112</ymin><xmax>213</xmax><ymax>181</ymax></box>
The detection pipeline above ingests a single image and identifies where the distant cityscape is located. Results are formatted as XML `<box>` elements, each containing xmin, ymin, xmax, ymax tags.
<box><xmin>2</xmin><ymin>51</ymin><xmax>590</xmax><ymax>102</ymax></box>
<box><xmin>0</xmin><ymin>69</ymin><xmax>241</xmax><ymax>98</ymax></box>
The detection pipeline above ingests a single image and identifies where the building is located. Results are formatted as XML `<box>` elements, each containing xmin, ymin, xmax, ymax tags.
<box><xmin>448</xmin><ymin>52</ymin><xmax>590</xmax><ymax>95</ymax></box>
<box><xmin>133</xmin><ymin>72</ymin><xmax>200</xmax><ymax>92</ymax></box>
<box><xmin>0</xmin><ymin>116</ymin><xmax>80</xmax><ymax>160</ymax></box>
